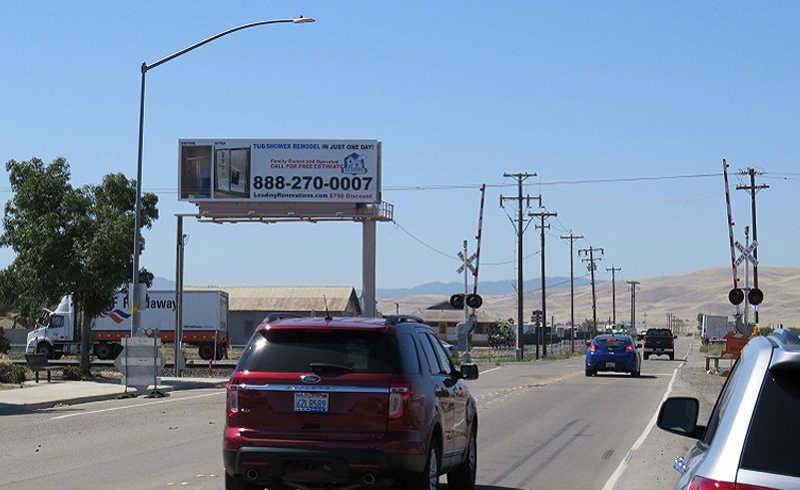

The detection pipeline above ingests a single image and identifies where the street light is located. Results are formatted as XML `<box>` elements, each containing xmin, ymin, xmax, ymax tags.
<box><xmin>131</xmin><ymin>16</ymin><xmax>315</xmax><ymax>336</ymax></box>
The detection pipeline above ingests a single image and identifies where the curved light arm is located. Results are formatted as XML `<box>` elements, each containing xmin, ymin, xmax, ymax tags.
<box><xmin>130</xmin><ymin>16</ymin><xmax>314</xmax><ymax>336</ymax></box>
<box><xmin>144</xmin><ymin>17</ymin><xmax>315</xmax><ymax>72</ymax></box>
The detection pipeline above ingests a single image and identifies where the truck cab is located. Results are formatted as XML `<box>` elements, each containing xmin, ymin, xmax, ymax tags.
<box><xmin>26</xmin><ymin>295</ymin><xmax>79</xmax><ymax>359</ymax></box>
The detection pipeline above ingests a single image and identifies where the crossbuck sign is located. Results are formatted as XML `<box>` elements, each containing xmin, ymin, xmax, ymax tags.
<box><xmin>734</xmin><ymin>240</ymin><xmax>758</xmax><ymax>267</ymax></box>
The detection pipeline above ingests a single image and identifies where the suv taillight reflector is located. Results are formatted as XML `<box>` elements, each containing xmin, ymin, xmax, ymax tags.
<box><xmin>388</xmin><ymin>383</ymin><xmax>413</xmax><ymax>419</ymax></box>
<box><xmin>688</xmin><ymin>476</ymin><xmax>777</xmax><ymax>490</ymax></box>
<box><xmin>228</xmin><ymin>390</ymin><xmax>239</xmax><ymax>413</ymax></box>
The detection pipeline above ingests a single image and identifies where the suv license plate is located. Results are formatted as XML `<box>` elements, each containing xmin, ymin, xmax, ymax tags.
<box><xmin>294</xmin><ymin>392</ymin><xmax>329</xmax><ymax>412</ymax></box>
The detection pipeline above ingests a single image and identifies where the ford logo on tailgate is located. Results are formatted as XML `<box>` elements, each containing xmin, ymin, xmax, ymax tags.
<box><xmin>301</xmin><ymin>375</ymin><xmax>321</xmax><ymax>384</ymax></box>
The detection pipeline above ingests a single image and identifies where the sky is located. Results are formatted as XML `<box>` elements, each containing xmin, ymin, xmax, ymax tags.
<box><xmin>2</xmin><ymin>1</ymin><xmax>799</xmax><ymax>295</ymax></box>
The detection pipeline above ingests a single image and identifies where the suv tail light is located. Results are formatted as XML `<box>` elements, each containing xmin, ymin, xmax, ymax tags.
<box><xmin>228</xmin><ymin>389</ymin><xmax>239</xmax><ymax>414</ymax></box>
<box><xmin>388</xmin><ymin>383</ymin><xmax>413</xmax><ymax>419</ymax></box>
<box><xmin>688</xmin><ymin>476</ymin><xmax>777</xmax><ymax>490</ymax></box>
<box><xmin>227</xmin><ymin>378</ymin><xmax>242</xmax><ymax>417</ymax></box>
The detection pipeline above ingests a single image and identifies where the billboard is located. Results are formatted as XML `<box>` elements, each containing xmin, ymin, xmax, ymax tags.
<box><xmin>179</xmin><ymin>138</ymin><xmax>380</xmax><ymax>203</ymax></box>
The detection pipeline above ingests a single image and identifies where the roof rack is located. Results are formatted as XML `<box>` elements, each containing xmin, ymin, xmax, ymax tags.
<box><xmin>385</xmin><ymin>314</ymin><xmax>427</xmax><ymax>326</ymax></box>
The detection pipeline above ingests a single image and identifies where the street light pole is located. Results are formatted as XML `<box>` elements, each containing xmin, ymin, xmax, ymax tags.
<box><xmin>130</xmin><ymin>17</ymin><xmax>314</xmax><ymax>336</ymax></box>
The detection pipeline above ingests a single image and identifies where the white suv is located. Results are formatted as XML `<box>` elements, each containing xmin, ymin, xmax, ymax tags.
<box><xmin>657</xmin><ymin>328</ymin><xmax>800</xmax><ymax>490</ymax></box>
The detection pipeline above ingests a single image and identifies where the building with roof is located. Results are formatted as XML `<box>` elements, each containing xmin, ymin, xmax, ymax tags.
<box><xmin>411</xmin><ymin>300</ymin><xmax>496</xmax><ymax>345</ymax></box>
<box><xmin>189</xmin><ymin>286</ymin><xmax>362</xmax><ymax>345</ymax></box>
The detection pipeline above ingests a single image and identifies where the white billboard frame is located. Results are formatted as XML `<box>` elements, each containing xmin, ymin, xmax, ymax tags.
<box><xmin>178</xmin><ymin>138</ymin><xmax>381</xmax><ymax>204</ymax></box>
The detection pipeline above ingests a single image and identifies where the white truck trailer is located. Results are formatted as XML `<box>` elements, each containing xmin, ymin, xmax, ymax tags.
<box><xmin>699</xmin><ymin>314</ymin><xmax>730</xmax><ymax>344</ymax></box>
<box><xmin>26</xmin><ymin>290</ymin><xmax>229</xmax><ymax>360</ymax></box>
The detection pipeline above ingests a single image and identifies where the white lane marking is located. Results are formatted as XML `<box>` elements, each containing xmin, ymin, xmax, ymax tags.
<box><xmin>480</xmin><ymin>366</ymin><xmax>502</xmax><ymax>375</ymax></box>
<box><xmin>50</xmin><ymin>391</ymin><xmax>224</xmax><ymax>420</ymax></box>
<box><xmin>601</xmin><ymin>356</ymin><xmax>686</xmax><ymax>490</ymax></box>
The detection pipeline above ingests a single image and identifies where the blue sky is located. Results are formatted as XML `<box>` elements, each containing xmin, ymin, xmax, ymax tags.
<box><xmin>2</xmin><ymin>1</ymin><xmax>799</xmax><ymax>293</ymax></box>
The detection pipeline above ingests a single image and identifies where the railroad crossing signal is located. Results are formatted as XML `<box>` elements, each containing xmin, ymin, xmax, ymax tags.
<box><xmin>457</xmin><ymin>251</ymin><xmax>477</xmax><ymax>275</ymax></box>
<box><xmin>450</xmin><ymin>293</ymin><xmax>483</xmax><ymax>309</ymax></box>
<box><xmin>734</xmin><ymin>240</ymin><xmax>758</xmax><ymax>267</ymax></box>
<box><xmin>728</xmin><ymin>288</ymin><xmax>745</xmax><ymax>305</ymax></box>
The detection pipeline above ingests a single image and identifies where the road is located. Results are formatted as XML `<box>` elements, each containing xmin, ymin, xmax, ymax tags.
<box><xmin>0</xmin><ymin>338</ymin><xmax>703</xmax><ymax>490</ymax></box>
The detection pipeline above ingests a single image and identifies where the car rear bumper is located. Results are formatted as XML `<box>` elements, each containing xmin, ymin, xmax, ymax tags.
<box><xmin>643</xmin><ymin>347</ymin><xmax>674</xmax><ymax>354</ymax></box>
<box><xmin>223</xmin><ymin>446</ymin><xmax>426</xmax><ymax>487</ymax></box>
<box><xmin>587</xmin><ymin>355</ymin><xmax>637</xmax><ymax>372</ymax></box>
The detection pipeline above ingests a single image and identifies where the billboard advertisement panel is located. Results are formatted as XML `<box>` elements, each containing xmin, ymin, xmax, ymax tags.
<box><xmin>179</xmin><ymin>138</ymin><xmax>380</xmax><ymax>203</ymax></box>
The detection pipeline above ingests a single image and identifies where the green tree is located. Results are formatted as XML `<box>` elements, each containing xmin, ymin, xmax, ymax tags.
<box><xmin>0</xmin><ymin>157</ymin><xmax>159</xmax><ymax>375</ymax></box>
<box><xmin>488</xmin><ymin>319</ymin><xmax>515</xmax><ymax>349</ymax></box>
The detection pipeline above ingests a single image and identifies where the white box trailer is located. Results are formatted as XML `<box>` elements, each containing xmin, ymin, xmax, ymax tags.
<box><xmin>26</xmin><ymin>290</ymin><xmax>229</xmax><ymax>360</ymax></box>
<box><xmin>700</xmin><ymin>314</ymin><xmax>730</xmax><ymax>344</ymax></box>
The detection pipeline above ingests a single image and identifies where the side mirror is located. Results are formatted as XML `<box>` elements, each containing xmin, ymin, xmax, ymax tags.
<box><xmin>674</xmin><ymin>335</ymin><xmax>678</xmax><ymax>339</ymax></box>
<box><xmin>460</xmin><ymin>363</ymin><xmax>479</xmax><ymax>380</ymax></box>
<box><xmin>636</xmin><ymin>343</ymin><xmax>643</xmax><ymax>348</ymax></box>
<box><xmin>657</xmin><ymin>397</ymin><xmax>703</xmax><ymax>439</ymax></box>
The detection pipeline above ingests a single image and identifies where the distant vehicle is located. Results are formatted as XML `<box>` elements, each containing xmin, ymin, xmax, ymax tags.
<box><xmin>440</xmin><ymin>340</ymin><xmax>457</xmax><ymax>357</ymax></box>
<box><xmin>657</xmin><ymin>329</ymin><xmax>800</xmax><ymax>490</ymax></box>
<box><xmin>26</xmin><ymin>291</ymin><xmax>229</xmax><ymax>361</ymax></box>
<box><xmin>585</xmin><ymin>334</ymin><xmax>642</xmax><ymax>377</ymax></box>
<box><xmin>643</xmin><ymin>328</ymin><xmax>676</xmax><ymax>360</ymax></box>
<box><xmin>223</xmin><ymin>314</ymin><xmax>480</xmax><ymax>490</ymax></box>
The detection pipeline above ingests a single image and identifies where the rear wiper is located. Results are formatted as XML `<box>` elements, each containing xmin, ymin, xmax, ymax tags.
<box><xmin>309</xmin><ymin>363</ymin><xmax>354</xmax><ymax>373</ymax></box>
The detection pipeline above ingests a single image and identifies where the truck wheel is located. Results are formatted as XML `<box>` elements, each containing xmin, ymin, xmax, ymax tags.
<box><xmin>112</xmin><ymin>343</ymin><xmax>124</xmax><ymax>359</ymax></box>
<box><xmin>198</xmin><ymin>344</ymin><xmax>214</xmax><ymax>360</ymax></box>
<box><xmin>37</xmin><ymin>343</ymin><xmax>54</xmax><ymax>359</ymax></box>
<box><xmin>215</xmin><ymin>345</ymin><xmax>226</xmax><ymax>360</ymax></box>
<box><xmin>95</xmin><ymin>343</ymin><xmax>114</xmax><ymax>360</ymax></box>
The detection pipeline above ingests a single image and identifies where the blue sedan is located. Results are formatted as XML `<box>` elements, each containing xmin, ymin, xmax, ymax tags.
<box><xmin>585</xmin><ymin>334</ymin><xmax>642</xmax><ymax>377</ymax></box>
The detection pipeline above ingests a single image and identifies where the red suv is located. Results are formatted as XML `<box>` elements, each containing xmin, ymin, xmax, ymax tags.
<box><xmin>223</xmin><ymin>315</ymin><xmax>480</xmax><ymax>490</ymax></box>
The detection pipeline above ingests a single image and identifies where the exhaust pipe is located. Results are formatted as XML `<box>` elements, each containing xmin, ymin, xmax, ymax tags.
<box><xmin>360</xmin><ymin>473</ymin><xmax>377</xmax><ymax>486</ymax></box>
<box><xmin>246</xmin><ymin>469</ymin><xmax>260</xmax><ymax>481</ymax></box>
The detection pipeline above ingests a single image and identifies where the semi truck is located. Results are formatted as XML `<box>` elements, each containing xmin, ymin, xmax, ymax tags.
<box><xmin>26</xmin><ymin>290</ymin><xmax>229</xmax><ymax>361</ymax></box>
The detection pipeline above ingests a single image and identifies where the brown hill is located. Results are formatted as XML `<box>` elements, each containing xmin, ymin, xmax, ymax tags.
<box><xmin>377</xmin><ymin>266</ymin><xmax>800</xmax><ymax>329</ymax></box>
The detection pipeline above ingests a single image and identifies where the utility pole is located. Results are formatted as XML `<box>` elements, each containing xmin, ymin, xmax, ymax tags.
<box><xmin>606</xmin><ymin>265</ymin><xmax>622</xmax><ymax>325</ymax></box>
<box><xmin>501</xmin><ymin>172</ymin><xmax>539</xmax><ymax>360</ymax></box>
<box><xmin>736</xmin><ymin>168</ymin><xmax>768</xmax><ymax>325</ymax></box>
<box><xmin>744</xmin><ymin>225</ymin><xmax>750</xmax><ymax>326</ymax></box>
<box><xmin>560</xmin><ymin>231</ymin><xmax>583</xmax><ymax>353</ymax></box>
<box><xmin>579</xmin><ymin>246</ymin><xmax>603</xmax><ymax>336</ymax></box>
<box><xmin>531</xmin><ymin>209</ymin><xmax>557</xmax><ymax>358</ymax></box>
<box><xmin>627</xmin><ymin>281</ymin><xmax>640</xmax><ymax>334</ymax></box>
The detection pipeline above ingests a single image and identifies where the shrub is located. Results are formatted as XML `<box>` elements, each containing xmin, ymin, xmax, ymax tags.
<box><xmin>0</xmin><ymin>362</ymin><xmax>26</xmax><ymax>384</ymax></box>
<box><xmin>488</xmin><ymin>320</ymin><xmax>515</xmax><ymax>349</ymax></box>
<box><xmin>0</xmin><ymin>327</ymin><xmax>10</xmax><ymax>355</ymax></box>
<box><xmin>61</xmin><ymin>366</ymin><xmax>82</xmax><ymax>381</ymax></box>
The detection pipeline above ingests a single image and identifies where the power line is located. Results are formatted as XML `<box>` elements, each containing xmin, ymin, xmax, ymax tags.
<box><xmin>380</xmin><ymin>172</ymin><xmax>723</xmax><ymax>192</ymax></box>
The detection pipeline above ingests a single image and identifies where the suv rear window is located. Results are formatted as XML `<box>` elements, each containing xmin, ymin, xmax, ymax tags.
<box><xmin>740</xmin><ymin>367</ymin><xmax>800</xmax><ymax>477</ymax></box>
<box><xmin>238</xmin><ymin>328</ymin><xmax>400</xmax><ymax>374</ymax></box>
